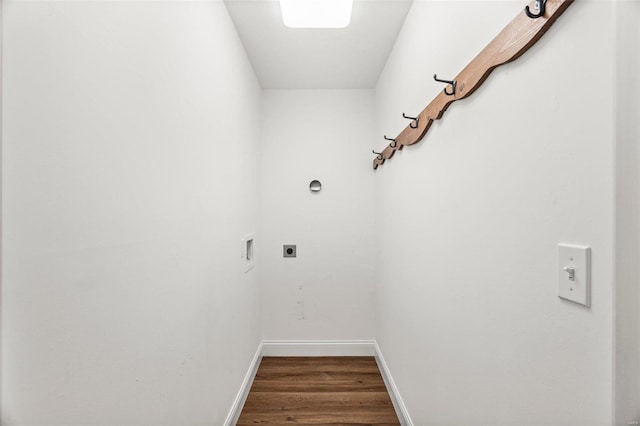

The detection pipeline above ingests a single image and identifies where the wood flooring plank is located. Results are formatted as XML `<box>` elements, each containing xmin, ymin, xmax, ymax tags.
<box><xmin>242</xmin><ymin>391</ymin><xmax>394</xmax><ymax>410</ymax></box>
<box><xmin>248</xmin><ymin>382</ymin><xmax>388</xmax><ymax>393</ymax></box>
<box><xmin>257</xmin><ymin>357</ymin><xmax>380</xmax><ymax>372</ymax></box>
<box><xmin>253</xmin><ymin>371</ymin><xmax>385</xmax><ymax>380</ymax></box>
<box><xmin>239</xmin><ymin>407</ymin><xmax>398</xmax><ymax>416</ymax></box>
<box><xmin>242</xmin><ymin>402</ymin><xmax>394</xmax><ymax>415</ymax></box>
<box><xmin>236</xmin><ymin>412</ymin><xmax>401</xmax><ymax>424</ymax></box>
<box><xmin>237</xmin><ymin>357</ymin><xmax>400</xmax><ymax>425</ymax></box>
<box><xmin>237</xmin><ymin>422</ymin><xmax>399</xmax><ymax>426</ymax></box>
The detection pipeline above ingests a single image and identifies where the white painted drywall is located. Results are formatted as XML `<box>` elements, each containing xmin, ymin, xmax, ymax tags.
<box><xmin>2</xmin><ymin>1</ymin><xmax>261</xmax><ymax>424</ymax></box>
<box><xmin>0</xmin><ymin>0</ymin><xmax>3</xmax><ymax>417</ymax></box>
<box><xmin>260</xmin><ymin>90</ymin><xmax>376</xmax><ymax>340</ymax></box>
<box><xmin>223</xmin><ymin>0</ymin><xmax>412</xmax><ymax>89</ymax></box>
<box><xmin>636</xmin><ymin>7</ymin><xmax>640</xmax><ymax>419</ymax></box>
<box><xmin>374</xmin><ymin>1</ymin><xmax>615</xmax><ymax>424</ymax></box>
<box><xmin>615</xmin><ymin>1</ymin><xmax>640</xmax><ymax>424</ymax></box>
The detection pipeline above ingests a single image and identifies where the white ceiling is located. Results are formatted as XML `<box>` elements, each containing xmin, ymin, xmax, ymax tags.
<box><xmin>223</xmin><ymin>0</ymin><xmax>413</xmax><ymax>89</ymax></box>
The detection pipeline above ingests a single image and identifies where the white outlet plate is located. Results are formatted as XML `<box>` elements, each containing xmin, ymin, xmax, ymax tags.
<box><xmin>558</xmin><ymin>244</ymin><xmax>591</xmax><ymax>307</ymax></box>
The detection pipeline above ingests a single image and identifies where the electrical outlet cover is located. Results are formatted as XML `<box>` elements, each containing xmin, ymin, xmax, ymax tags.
<box><xmin>283</xmin><ymin>245</ymin><xmax>296</xmax><ymax>258</ymax></box>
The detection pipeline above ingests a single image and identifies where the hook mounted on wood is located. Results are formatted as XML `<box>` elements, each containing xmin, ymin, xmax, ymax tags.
<box><xmin>402</xmin><ymin>113</ymin><xmax>419</xmax><ymax>129</ymax></box>
<box><xmin>372</xmin><ymin>149</ymin><xmax>383</xmax><ymax>160</ymax></box>
<box><xmin>433</xmin><ymin>74</ymin><xmax>457</xmax><ymax>96</ymax></box>
<box><xmin>384</xmin><ymin>135</ymin><xmax>397</xmax><ymax>148</ymax></box>
<box><xmin>373</xmin><ymin>0</ymin><xmax>574</xmax><ymax>170</ymax></box>
<box><xmin>525</xmin><ymin>0</ymin><xmax>546</xmax><ymax>18</ymax></box>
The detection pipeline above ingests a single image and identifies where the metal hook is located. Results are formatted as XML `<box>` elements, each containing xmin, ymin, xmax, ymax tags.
<box><xmin>434</xmin><ymin>74</ymin><xmax>457</xmax><ymax>96</ymax></box>
<box><xmin>525</xmin><ymin>0</ymin><xmax>546</xmax><ymax>19</ymax></box>
<box><xmin>402</xmin><ymin>113</ymin><xmax>419</xmax><ymax>129</ymax></box>
<box><xmin>384</xmin><ymin>135</ymin><xmax>397</xmax><ymax>148</ymax></box>
<box><xmin>372</xmin><ymin>149</ymin><xmax>383</xmax><ymax>160</ymax></box>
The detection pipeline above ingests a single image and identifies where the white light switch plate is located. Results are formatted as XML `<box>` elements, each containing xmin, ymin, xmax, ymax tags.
<box><xmin>558</xmin><ymin>244</ymin><xmax>591</xmax><ymax>307</ymax></box>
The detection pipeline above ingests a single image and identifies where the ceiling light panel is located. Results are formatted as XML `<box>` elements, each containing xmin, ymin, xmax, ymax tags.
<box><xmin>280</xmin><ymin>0</ymin><xmax>354</xmax><ymax>28</ymax></box>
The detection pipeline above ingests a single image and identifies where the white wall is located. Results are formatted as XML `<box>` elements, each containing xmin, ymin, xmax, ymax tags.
<box><xmin>0</xmin><ymin>0</ymin><xmax>3</xmax><ymax>416</ymax></box>
<box><xmin>615</xmin><ymin>1</ymin><xmax>640</xmax><ymax>424</ymax></box>
<box><xmin>260</xmin><ymin>90</ymin><xmax>376</xmax><ymax>341</ymax></box>
<box><xmin>1</xmin><ymin>1</ymin><xmax>261</xmax><ymax>424</ymax></box>
<box><xmin>374</xmin><ymin>2</ymin><xmax>615</xmax><ymax>424</ymax></box>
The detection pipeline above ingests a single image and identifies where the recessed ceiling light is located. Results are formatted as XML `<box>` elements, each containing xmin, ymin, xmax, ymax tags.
<box><xmin>279</xmin><ymin>0</ymin><xmax>353</xmax><ymax>29</ymax></box>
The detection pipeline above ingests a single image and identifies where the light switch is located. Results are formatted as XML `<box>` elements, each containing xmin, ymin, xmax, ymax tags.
<box><xmin>558</xmin><ymin>244</ymin><xmax>591</xmax><ymax>307</ymax></box>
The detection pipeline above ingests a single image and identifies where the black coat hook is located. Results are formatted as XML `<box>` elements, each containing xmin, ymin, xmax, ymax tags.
<box><xmin>402</xmin><ymin>113</ymin><xmax>419</xmax><ymax>129</ymax></box>
<box><xmin>434</xmin><ymin>74</ymin><xmax>457</xmax><ymax>96</ymax></box>
<box><xmin>372</xmin><ymin>149</ymin><xmax>383</xmax><ymax>160</ymax></box>
<box><xmin>384</xmin><ymin>135</ymin><xmax>397</xmax><ymax>148</ymax></box>
<box><xmin>525</xmin><ymin>0</ymin><xmax>546</xmax><ymax>18</ymax></box>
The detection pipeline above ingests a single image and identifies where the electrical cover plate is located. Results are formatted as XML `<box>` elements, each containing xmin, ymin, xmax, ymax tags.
<box><xmin>558</xmin><ymin>244</ymin><xmax>591</xmax><ymax>307</ymax></box>
<box><xmin>283</xmin><ymin>245</ymin><xmax>296</xmax><ymax>258</ymax></box>
<box><xmin>242</xmin><ymin>234</ymin><xmax>255</xmax><ymax>273</ymax></box>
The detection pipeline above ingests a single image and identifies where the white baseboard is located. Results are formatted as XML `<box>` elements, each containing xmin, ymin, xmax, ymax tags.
<box><xmin>262</xmin><ymin>339</ymin><xmax>376</xmax><ymax>356</ymax></box>
<box><xmin>374</xmin><ymin>341</ymin><xmax>414</xmax><ymax>426</ymax></box>
<box><xmin>223</xmin><ymin>341</ymin><xmax>263</xmax><ymax>426</ymax></box>
<box><xmin>224</xmin><ymin>340</ymin><xmax>412</xmax><ymax>425</ymax></box>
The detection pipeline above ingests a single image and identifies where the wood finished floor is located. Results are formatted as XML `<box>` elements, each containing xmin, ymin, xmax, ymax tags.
<box><xmin>237</xmin><ymin>356</ymin><xmax>400</xmax><ymax>425</ymax></box>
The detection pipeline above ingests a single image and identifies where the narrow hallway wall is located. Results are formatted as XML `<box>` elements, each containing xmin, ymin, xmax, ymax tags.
<box><xmin>615</xmin><ymin>1</ymin><xmax>640</xmax><ymax>423</ymax></box>
<box><xmin>2</xmin><ymin>1</ymin><xmax>261</xmax><ymax>424</ymax></box>
<box><xmin>374</xmin><ymin>1</ymin><xmax>615</xmax><ymax>424</ymax></box>
<box><xmin>0</xmin><ymin>0</ymin><xmax>3</xmax><ymax>416</ymax></box>
<box><xmin>260</xmin><ymin>90</ymin><xmax>376</xmax><ymax>341</ymax></box>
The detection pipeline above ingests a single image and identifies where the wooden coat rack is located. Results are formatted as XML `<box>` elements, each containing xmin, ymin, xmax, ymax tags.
<box><xmin>373</xmin><ymin>0</ymin><xmax>574</xmax><ymax>170</ymax></box>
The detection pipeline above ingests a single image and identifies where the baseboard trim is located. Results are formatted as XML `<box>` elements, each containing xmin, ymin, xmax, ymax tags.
<box><xmin>223</xmin><ymin>341</ymin><xmax>263</xmax><ymax>426</ymax></box>
<box><xmin>374</xmin><ymin>341</ymin><xmax>414</xmax><ymax>426</ymax></box>
<box><xmin>262</xmin><ymin>339</ymin><xmax>376</xmax><ymax>356</ymax></box>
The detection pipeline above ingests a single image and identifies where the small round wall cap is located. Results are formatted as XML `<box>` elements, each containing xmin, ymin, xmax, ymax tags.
<box><xmin>309</xmin><ymin>180</ymin><xmax>322</xmax><ymax>193</ymax></box>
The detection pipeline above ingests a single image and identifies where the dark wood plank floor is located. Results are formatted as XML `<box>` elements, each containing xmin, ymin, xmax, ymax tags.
<box><xmin>237</xmin><ymin>356</ymin><xmax>400</xmax><ymax>425</ymax></box>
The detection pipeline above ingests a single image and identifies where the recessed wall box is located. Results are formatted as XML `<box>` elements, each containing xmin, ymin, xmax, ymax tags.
<box><xmin>243</xmin><ymin>234</ymin><xmax>255</xmax><ymax>272</ymax></box>
<box><xmin>283</xmin><ymin>245</ymin><xmax>296</xmax><ymax>258</ymax></box>
<box><xmin>309</xmin><ymin>180</ymin><xmax>322</xmax><ymax>192</ymax></box>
